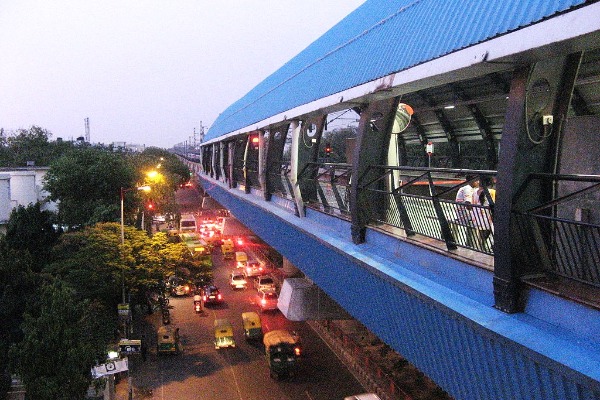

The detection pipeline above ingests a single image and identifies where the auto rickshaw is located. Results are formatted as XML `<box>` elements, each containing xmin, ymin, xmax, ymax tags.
<box><xmin>214</xmin><ymin>319</ymin><xmax>236</xmax><ymax>349</ymax></box>
<box><xmin>156</xmin><ymin>325</ymin><xmax>181</xmax><ymax>355</ymax></box>
<box><xmin>263</xmin><ymin>330</ymin><xmax>300</xmax><ymax>379</ymax></box>
<box><xmin>241</xmin><ymin>311</ymin><xmax>263</xmax><ymax>341</ymax></box>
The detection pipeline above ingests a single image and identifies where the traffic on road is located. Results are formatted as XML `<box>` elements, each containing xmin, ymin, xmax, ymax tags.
<box><xmin>118</xmin><ymin>184</ymin><xmax>371</xmax><ymax>399</ymax></box>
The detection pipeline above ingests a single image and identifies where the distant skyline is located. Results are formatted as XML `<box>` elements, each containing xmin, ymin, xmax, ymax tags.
<box><xmin>0</xmin><ymin>0</ymin><xmax>365</xmax><ymax>149</ymax></box>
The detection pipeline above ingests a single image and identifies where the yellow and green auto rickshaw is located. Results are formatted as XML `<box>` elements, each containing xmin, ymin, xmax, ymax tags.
<box><xmin>241</xmin><ymin>311</ymin><xmax>263</xmax><ymax>341</ymax></box>
<box><xmin>214</xmin><ymin>319</ymin><xmax>236</xmax><ymax>349</ymax></box>
<box><xmin>263</xmin><ymin>330</ymin><xmax>301</xmax><ymax>380</ymax></box>
<box><xmin>157</xmin><ymin>325</ymin><xmax>181</xmax><ymax>355</ymax></box>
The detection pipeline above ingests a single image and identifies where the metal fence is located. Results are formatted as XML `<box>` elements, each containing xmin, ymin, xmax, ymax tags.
<box><xmin>299</xmin><ymin>162</ymin><xmax>352</xmax><ymax>219</ymax></box>
<box><xmin>360</xmin><ymin>166</ymin><xmax>496</xmax><ymax>255</ymax></box>
<box><xmin>513</xmin><ymin>173</ymin><xmax>600</xmax><ymax>287</ymax></box>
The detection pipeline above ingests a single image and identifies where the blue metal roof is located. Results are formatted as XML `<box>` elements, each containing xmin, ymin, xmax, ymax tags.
<box><xmin>205</xmin><ymin>0</ymin><xmax>587</xmax><ymax>141</ymax></box>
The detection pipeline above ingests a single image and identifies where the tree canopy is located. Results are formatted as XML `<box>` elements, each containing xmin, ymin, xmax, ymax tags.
<box><xmin>9</xmin><ymin>280</ymin><xmax>112</xmax><ymax>400</ymax></box>
<box><xmin>44</xmin><ymin>147</ymin><xmax>137</xmax><ymax>228</ymax></box>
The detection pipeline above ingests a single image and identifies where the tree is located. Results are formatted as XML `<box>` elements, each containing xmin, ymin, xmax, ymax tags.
<box><xmin>0</xmin><ymin>239</ymin><xmax>39</xmax><ymax>399</ymax></box>
<box><xmin>9</xmin><ymin>280</ymin><xmax>112</xmax><ymax>400</ymax></box>
<box><xmin>5</xmin><ymin>203</ymin><xmax>59</xmax><ymax>272</ymax></box>
<box><xmin>130</xmin><ymin>148</ymin><xmax>192</xmax><ymax>225</ymax></box>
<box><xmin>44</xmin><ymin>147</ymin><xmax>136</xmax><ymax>228</ymax></box>
<box><xmin>322</xmin><ymin>127</ymin><xmax>357</xmax><ymax>163</ymax></box>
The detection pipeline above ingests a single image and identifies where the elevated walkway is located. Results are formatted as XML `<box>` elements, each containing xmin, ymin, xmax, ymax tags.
<box><xmin>200</xmin><ymin>174</ymin><xmax>600</xmax><ymax>400</ymax></box>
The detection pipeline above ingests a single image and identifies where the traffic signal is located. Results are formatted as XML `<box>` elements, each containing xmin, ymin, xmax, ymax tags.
<box><xmin>146</xmin><ymin>200</ymin><xmax>155</xmax><ymax>211</ymax></box>
<box><xmin>250</xmin><ymin>135</ymin><xmax>259</xmax><ymax>150</ymax></box>
<box><xmin>325</xmin><ymin>142</ymin><xmax>332</xmax><ymax>158</ymax></box>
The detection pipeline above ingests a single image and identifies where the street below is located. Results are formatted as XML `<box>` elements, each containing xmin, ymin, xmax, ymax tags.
<box><xmin>116</xmin><ymin>186</ymin><xmax>367</xmax><ymax>399</ymax></box>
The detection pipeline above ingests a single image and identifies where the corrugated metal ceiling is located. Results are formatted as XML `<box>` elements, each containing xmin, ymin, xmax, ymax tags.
<box><xmin>205</xmin><ymin>0</ymin><xmax>587</xmax><ymax>141</ymax></box>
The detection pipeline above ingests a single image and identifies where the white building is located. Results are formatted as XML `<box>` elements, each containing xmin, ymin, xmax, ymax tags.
<box><xmin>0</xmin><ymin>167</ymin><xmax>58</xmax><ymax>233</ymax></box>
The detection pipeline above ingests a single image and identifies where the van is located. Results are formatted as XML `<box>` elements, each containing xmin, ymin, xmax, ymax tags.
<box><xmin>221</xmin><ymin>239</ymin><xmax>234</xmax><ymax>259</ymax></box>
<box><xmin>214</xmin><ymin>319</ymin><xmax>236</xmax><ymax>349</ymax></box>
<box><xmin>235</xmin><ymin>251</ymin><xmax>248</xmax><ymax>268</ymax></box>
<box><xmin>179</xmin><ymin>213</ymin><xmax>197</xmax><ymax>232</ymax></box>
<box><xmin>241</xmin><ymin>311</ymin><xmax>263</xmax><ymax>340</ymax></box>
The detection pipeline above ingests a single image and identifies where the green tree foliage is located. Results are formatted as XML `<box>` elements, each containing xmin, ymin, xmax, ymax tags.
<box><xmin>44</xmin><ymin>147</ymin><xmax>136</xmax><ymax>228</ymax></box>
<box><xmin>0</xmin><ymin>126</ymin><xmax>76</xmax><ymax>167</ymax></box>
<box><xmin>0</xmin><ymin>239</ymin><xmax>40</xmax><ymax>398</ymax></box>
<box><xmin>46</xmin><ymin>223</ymin><xmax>123</xmax><ymax>308</ymax></box>
<box><xmin>5</xmin><ymin>203</ymin><xmax>60</xmax><ymax>272</ymax></box>
<box><xmin>151</xmin><ymin>232</ymin><xmax>212</xmax><ymax>285</ymax></box>
<box><xmin>9</xmin><ymin>280</ymin><xmax>111</xmax><ymax>400</ymax></box>
<box><xmin>130</xmin><ymin>148</ymin><xmax>192</xmax><ymax>223</ymax></box>
<box><xmin>322</xmin><ymin>127</ymin><xmax>357</xmax><ymax>163</ymax></box>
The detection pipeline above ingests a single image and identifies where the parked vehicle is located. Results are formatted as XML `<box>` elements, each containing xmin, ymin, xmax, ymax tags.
<box><xmin>241</xmin><ymin>311</ymin><xmax>263</xmax><ymax>341</ymax></box>
<box><xmin>263</xmin><ymin>330</ymin><xmax>300</xmax><ymax>379</ymax></box>
<box><xmin>214</xmin><ymin>319</ymin><xmax>236</xmax><ymax>349</ymax></box>
<box><xmin>202</xmin><ymin>285</ymin><xmax>223</xmax><ymax>305</ymax></box>
<box><xmin>171</xmin><ymin>280</ymin><xmax>193</xmax><ymax>297</ymax></box>
<box><xmin>254</xmin><ymin>275</ymin><xmax>276</xmax><ymax>292</ymax></box>
<box><xmin>157</xmin><ymin>325</ymin><xmax>181</xmax><ymax>355</ymax></box>
<box><xmin>230</xmin><ymin>271</ymin><xmax>247</xmax><ymax>290</ymax></box>
<box><xmin>256</xmin><ymin>288</ymin><xmax>279</xmax><ymax>312</ymax></box>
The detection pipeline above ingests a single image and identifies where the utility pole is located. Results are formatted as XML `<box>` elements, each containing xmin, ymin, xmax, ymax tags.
<box><xmin>84</xmin><ymin>117</ymin><xmax>90</xmax><ymax>142</ymax></box>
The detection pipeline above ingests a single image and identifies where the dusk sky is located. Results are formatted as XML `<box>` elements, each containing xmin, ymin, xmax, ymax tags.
<box><xmin>0</xmin><ymin>0</ymin><xmax>365</xmax><ymax>149</ymax></box>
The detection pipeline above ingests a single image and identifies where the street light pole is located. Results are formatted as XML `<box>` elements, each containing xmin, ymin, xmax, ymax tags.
<box><xmin>120</xmin><ymin>186</ymin><xmax>151</xmax><ymax>304</ymax></box>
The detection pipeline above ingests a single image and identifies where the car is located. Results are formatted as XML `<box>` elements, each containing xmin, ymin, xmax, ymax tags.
<box><xmin>172</xmin><ymin>283</ymin><xmax>192</xmax><ymax>296</ymax></box>
<box><xmin>230</xmin><ymin>271</ymin><xmax>247</xmax><ymax>290</ymax></box>
<box><xmin>256</xmin><ymin>288</ymin><xmax>279</xmax><ymax>312</ymax></box>
<box><xmin>202</xmin><ymin>285</ymin><xmax>223</xmax><ymax>305</ymax></box>
<box><xmin>167</xmin><ymin>276</ymin><xmax>193</xmax><ymax>296</ymax></box>
<box><xmin>254</xmin><ymin>275</ymin><xmax>276</xmax><ymax>292</ymax></box>
<box><xmin>152</xmin><ymin>214</ymin><xmax>166</xmax><ymax>223</ymax></box>
<box><xmin>245</xmin><ymin>259</ymin><xmax>266</xmax><ymax>278</ymax></box>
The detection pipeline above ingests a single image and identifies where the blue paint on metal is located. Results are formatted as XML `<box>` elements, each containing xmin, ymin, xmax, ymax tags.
<box><xmin>200</xmin><ymin>175</ymin><xmax>600</xmax><ymax>399</ymax></box>
<box><xmin>205</xmin><ymin>0</ymin><xmax>586</xmax><ymax>141</ymax></box>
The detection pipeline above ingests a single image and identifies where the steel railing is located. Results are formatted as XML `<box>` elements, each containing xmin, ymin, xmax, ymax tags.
<box><xmin>359</xmin><ymin>166</ymin><xmax>497</xmax><ymax>255</ymax></box>
<box><xmin>513</xmin><ymin>173</ymin><xmax>600</xmax><ymax>287</ymax></box>
<box><xmin>298</xmin><ymin>162</ymin><xmax>352</xmax><ymax>218</ymax></box>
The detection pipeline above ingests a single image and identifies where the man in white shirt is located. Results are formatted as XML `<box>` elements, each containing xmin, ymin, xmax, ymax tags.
<box><xmin>455</xmin><ymin>175</ymin><xmax>479</xmax><ymax>224</ymax></box>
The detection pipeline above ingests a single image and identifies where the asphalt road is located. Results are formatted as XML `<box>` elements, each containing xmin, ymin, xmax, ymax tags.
<box><xmin>120</xmin><ymin>186</ymin><xmax>367</xmax><ymax>400</ymax></box>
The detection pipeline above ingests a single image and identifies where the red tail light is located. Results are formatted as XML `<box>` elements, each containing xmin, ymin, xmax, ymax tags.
<box><xmin>203</xmin><ymin>296</ymin><xmax>207</xmax><ymax>301</ymax></box>
<box><xmin>261</xmin><ymin>299</ymin><xmax>266</xmax><ymax>305</ymax></box>
<box><xmin>218</xmin><ymin>294</ymin><xmax>222</xmax><ymax>300</ymax></box>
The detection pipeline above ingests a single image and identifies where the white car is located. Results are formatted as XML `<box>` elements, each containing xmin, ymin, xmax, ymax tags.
<box><xmin>229</xmin><ymin>271</ymin><xmax>247</xmax><ymax>290</ymax></box>
<box><xmin>153</xmin><ymin>214</ymin><xmax>166</xmax><ymax>223</ymax></box>
<box><xmin>253</xmin><ymin>275</ymin><xmax>276</xmax><ymax>292</ymax></box>
<box><xmin>256</xmin><ymin>288</ymin><xmax>278</xmax><ymax>312</ymax></box>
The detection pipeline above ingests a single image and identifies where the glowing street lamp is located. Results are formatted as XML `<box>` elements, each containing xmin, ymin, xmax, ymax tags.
<box><xmin>120</xmin><ymin>185</ymin><xmax>151</xmax><ymax>303</ymax></box>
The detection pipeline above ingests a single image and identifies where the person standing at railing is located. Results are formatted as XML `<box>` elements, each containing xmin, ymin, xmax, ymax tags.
<box><xmin>455</xmin><ymin>175</ymin><xmax>478</xmax><ymax>223</ymax></box>
<box><xmin>455</xmin><ymin>175</ymin><xmax>479</xmax><ymax>248</ymax></box>
<box><xmin>472</xmin><ymin>181</ymin><xmax>494</xmax><ymax>253</ymax></box>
